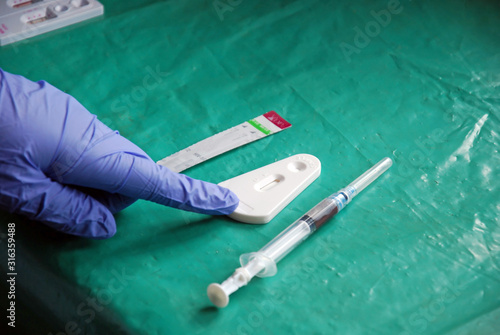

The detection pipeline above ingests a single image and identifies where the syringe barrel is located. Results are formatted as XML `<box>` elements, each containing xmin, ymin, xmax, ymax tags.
<box><xmin>258</xmin><ymin>198</ymin><xmax>341</xmax><ymax>263</ymax></box>
<box><xmin>256</xmin><ymin>158</ymin><xmax>393</xmax><ymax>264</ymax></box>
<box><xmin>258</xmin><ymin>218</ymin><xmax>312</xmax><ymax>263</ymax></box>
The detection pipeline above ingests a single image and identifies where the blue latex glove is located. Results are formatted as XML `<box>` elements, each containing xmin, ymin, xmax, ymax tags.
<box><xmin>0</xmin><ymin>69</ymin><xmax>239</xmax><ymax>239</ymax></box>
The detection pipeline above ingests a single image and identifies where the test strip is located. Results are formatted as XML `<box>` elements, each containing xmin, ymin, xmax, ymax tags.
<box><xmin>0</xmin><ymin>0</ymin><xmax>103</xmax><ymax>46</ymax></box>
<box><xmin>157</xmin><ymin>111</ymin><xmax>292</xmax><ymax>173</ymax></box>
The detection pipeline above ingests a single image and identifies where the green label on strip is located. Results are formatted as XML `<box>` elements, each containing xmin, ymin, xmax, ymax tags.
<box><xmin>248</xmin><ymin>119</ymin><xmax>271</xmax><ymax>135</ymax></box>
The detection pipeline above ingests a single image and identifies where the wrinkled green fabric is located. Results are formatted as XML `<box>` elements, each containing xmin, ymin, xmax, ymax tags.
<box><xmin>1</xmin><ymin>0</ymin><xmax>499</xmax><ymax>334</ymax></box>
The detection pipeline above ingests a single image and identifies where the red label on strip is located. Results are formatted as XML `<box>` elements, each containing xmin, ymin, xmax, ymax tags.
<box><xmin>263</xmin><ymin>111</ymin><xmax>292</xmax><ymax>130</ymax></box>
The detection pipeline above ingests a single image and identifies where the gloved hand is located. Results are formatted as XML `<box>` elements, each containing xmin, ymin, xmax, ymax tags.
<box><xmin>0</xmin><ymin>69</ymin><xmax>239</xmax><ymax>239</ymax></box>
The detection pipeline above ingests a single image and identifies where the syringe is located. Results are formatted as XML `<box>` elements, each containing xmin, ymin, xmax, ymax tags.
<box><xmin>207</xmin><ymin>157</ymin><xmax>393</xmax><ymax>307</ymax></box>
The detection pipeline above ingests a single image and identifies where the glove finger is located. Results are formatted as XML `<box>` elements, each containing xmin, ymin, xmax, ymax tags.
<box><xmin>73</xmin><ymin>187</ymin><xmax>137</xmax><ymax>214</ymax></box>
<box><xmin>59</xmin><ymin>128</ymin><xmax>239</xmax><ymax>215</ymax></box>
<box><xmin>29</xmin><ymin>85</ymin><xmax>238</xmax><ymax>215</ymax></box>
<box><xmin>0</xmin><ymin>168</ymin><xmax>117</xmax><ymax>239</ymax></box>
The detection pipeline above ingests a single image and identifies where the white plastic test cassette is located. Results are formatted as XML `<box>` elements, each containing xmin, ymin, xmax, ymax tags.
<box><xmin>0</xmin><ymin>0</ymin><xmax>103</xmax><ymax>46</ymax></box>
<box><xmin>219</xmin><ymin>154</ymin><xmax>321</xmax><ymax>224</ymax></box>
